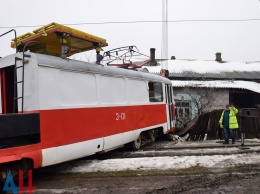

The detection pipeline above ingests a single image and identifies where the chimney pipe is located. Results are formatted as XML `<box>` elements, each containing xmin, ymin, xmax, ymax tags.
<box><xmin>150</xmin><ymin>48</ymin><xmax>157</xmax><ymax>66</ymax></box>
<box><xmin>215</xmin><ymin>52</ymin><xmax>222</xmax><ymax>62</ymax></box>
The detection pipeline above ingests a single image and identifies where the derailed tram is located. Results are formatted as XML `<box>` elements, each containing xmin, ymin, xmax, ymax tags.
<box><xmin>0</xmin><ymin>23</ymin><xmax>175</xmax><ymax>181</ymax></box>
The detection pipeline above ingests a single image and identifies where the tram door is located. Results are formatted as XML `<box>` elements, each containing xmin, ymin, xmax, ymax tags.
<box><xmin>165</xmin><ymin>84</ymin><xmax>175</xmax><ymax>130</ymax></box>
<box><xmin>0</xmin><ymin>66</ymin><xmax>16</xmax><ymax>114</ymax></box>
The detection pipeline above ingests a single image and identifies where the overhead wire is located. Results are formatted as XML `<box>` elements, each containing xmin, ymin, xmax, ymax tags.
<box><xmin>1</xmin><ymin>19</ymin><xmax>260</xmax><ymax>29</ymax></box>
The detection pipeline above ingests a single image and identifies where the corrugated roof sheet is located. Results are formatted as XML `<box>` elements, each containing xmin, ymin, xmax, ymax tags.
<box><xmin>171</xmin><ymin>80</ymin><xmax>260</xmax><ymax>94</ymax></box>
<box><xmin>167</xmin><ymin>71</ymin><xmax>260</xmax><ymax>79</ymax></box>
<box><xmin>145</xmin><ymin>60</ymin><xmax>260</xmax><ymax>80</ymax></box>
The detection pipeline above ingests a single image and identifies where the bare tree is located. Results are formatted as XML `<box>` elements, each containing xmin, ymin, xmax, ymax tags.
<box><xmin>189</xmin><ymin>87</ymin><xmax>215</xmax><ymax>115</ymax></box>
<box><xmin>175</xmin><ymin>86</ymin><xmax>217</xmax><ymax>133</ymax></box>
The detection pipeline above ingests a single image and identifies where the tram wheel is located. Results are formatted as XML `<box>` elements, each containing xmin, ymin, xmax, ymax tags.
<box><xmin>149</xmin><ymin>129</ymin><xmax>156</xmax><ymax>142</ymax></box>
<box><xmin>132</xmin><ymin>135</ymin><xmax>142</xmax><ymax>150</ymax></box>
<box><xmin>20</xmin><ymin>159</ymin><xmax>32</xmax><ymax>179</ymax></box>
<box><xmin>0</xmin><ymin>165</ymin><xmax>8</xmax><ymax>183</ymax></box>
<box><xmin>0</xmin><ymin>159</ymin><xmax>32</xmax><ymax>183</ymax></box>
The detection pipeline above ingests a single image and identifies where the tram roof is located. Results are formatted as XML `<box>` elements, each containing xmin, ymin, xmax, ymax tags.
<box><xmin>36</xmin><ymin>53</ymin><xmax>171</xmax><ymax>84</ymax></box>
<box><xmin>0</xmin><ymin>52</ymin><xmax>171</xmax><ymax>84</ymax></box>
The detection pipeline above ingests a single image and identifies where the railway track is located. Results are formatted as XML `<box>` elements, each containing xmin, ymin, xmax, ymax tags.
<box><xmin>32</xmin><ymin>139</ymin><xmax>260</xmax><ymax>175</ymax></box>
<box><xmin>30</xmin><ymin>139</ymin><xmax>260</xmax><ymax>194</ymax></box>
<box><xmin>93</xmin><ymin>139</ymin><xmax>260</xmax><ymax>159</ymax></box>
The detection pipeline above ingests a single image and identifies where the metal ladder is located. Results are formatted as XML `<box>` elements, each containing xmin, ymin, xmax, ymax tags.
<box><xmin>1</xmin><ymin>30</ymin><xmax>44</xmax><ymax>113</ymax></box>
<box><xmin>13</xmin><ymin>54</ymin><xmax>31</xmax><ymax>113</ymax></box>
<box><xmin>13</xmin><ymin>41</ymin><xmax>44</xmax><ymax>113</ymax></box>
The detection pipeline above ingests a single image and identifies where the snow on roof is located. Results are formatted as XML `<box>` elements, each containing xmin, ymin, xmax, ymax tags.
<box><xmin>146</xmin><ymin>60</ymin><xmax>260</xmax><ymax>73</ymax></box>
<box><xmin>145</xmin><ymin>60</ymin><xmax>260</xmax><ymax>79</ymax></box>
<box><xmin>171</xmin><ymin>80</ymin><xmax>260</xmax><ymax>94</ymax></box>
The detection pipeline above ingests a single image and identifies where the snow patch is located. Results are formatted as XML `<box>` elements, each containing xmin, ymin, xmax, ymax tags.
<box><xmin>68</xmin><ymin>153</ymin><xmax>260</xmax><ymax>173</ymax></box>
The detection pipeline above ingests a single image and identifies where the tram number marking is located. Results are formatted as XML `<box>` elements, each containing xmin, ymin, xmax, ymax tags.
<box><xmin>116</xmin><ymin>113</ymin><xmax>126</xmax><ymax>120</ymax></box>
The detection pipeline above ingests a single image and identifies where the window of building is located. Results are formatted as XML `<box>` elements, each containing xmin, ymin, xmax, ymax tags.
<box><xmin>175</xmin><ymin>101</ymin><xmax>191</xmax><ymax>118</ymax></box>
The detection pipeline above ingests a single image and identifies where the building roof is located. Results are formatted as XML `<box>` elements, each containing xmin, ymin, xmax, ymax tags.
<box><xmin>145</xmin><ymin>60</ymin><xmax>260</xmax><ymax>80</ymax></box>
<box><xmin>171</xmin><ymin>80</ymin><xmax>260</xmax><ymax>94</ymax></box>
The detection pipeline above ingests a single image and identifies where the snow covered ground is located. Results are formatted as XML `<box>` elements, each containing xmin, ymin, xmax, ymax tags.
<box><xmin>67</xmin><ymin>140</ymin><xmax>260</xmax><ymax>173</ymax></box>
<box><xmin>33</xmin><ymin>140</ymin><xmax>260</xmax><ymax>194</ymax></box>
<box><xmin>69</xmin><ymin>153</ymin><xmax>260</xmax><ymax>173</ymax></box>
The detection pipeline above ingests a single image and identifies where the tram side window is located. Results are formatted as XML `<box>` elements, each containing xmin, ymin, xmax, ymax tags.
<box><xmin>148</xmin><ymin>82</ymin><xmax>163</xmax><ymax>102</ymax></box>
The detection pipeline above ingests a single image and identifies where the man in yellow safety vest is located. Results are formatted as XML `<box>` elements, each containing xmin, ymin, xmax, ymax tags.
<box><xmin>219</xmin><ymin>104</ymin><xmax>239</xmax><ymax>144</ymax></box>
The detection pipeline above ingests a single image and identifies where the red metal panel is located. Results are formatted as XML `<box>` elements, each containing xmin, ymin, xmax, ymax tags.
<box><xmin>39</xmin><ymin>104</ymin><xmax>167</xmax><ymax>149</ymax></box>
<box><xmin>0</xmin><ymin>155</ymin><xmax>21</xmax><ymax>163</ymax></box>
<box><xmin>0</xmin><ymin>144</ymin><xmax>42</xmax><ymax>168</ymax></box>
<box><xmin>172</xmin><ymin>104</ymin><xmax>176</xmax><ymax>118</ymax></box>
<box><xmin>0</xmin><ymin>104</ymin><xmax>167</xmax><ymax>167</ymax></box>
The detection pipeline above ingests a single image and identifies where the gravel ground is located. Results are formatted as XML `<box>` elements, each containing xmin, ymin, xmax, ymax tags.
<box><xmin>32</xmin><ymin>165</ymin><xmax>260</xmax><ymax>194</ymax></box>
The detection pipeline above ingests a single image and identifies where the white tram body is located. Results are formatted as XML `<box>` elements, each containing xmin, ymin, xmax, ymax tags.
<box><xmin>0</xmin><ymin>52</ymin><xmax>175</xmax><ymax>169</ymax></box>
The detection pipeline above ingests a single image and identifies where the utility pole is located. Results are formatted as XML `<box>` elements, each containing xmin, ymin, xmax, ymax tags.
<box><xmin>161</xmin><ymin>0</ymin><xmax>168</xmax><ymax>70</ymax></box>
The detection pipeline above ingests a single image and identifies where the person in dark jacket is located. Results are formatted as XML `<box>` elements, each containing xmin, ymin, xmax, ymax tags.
<box><xmin>219</xmin><ymin>104</ymin><xmax>239</xmax><ymax>144</ymax></box>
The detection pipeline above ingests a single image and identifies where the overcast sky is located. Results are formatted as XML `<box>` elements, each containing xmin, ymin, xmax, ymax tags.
<box><xmin>1</xmin><ymin>0</ymin><xmax>260</xmax><ymax>62</ymax></box>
